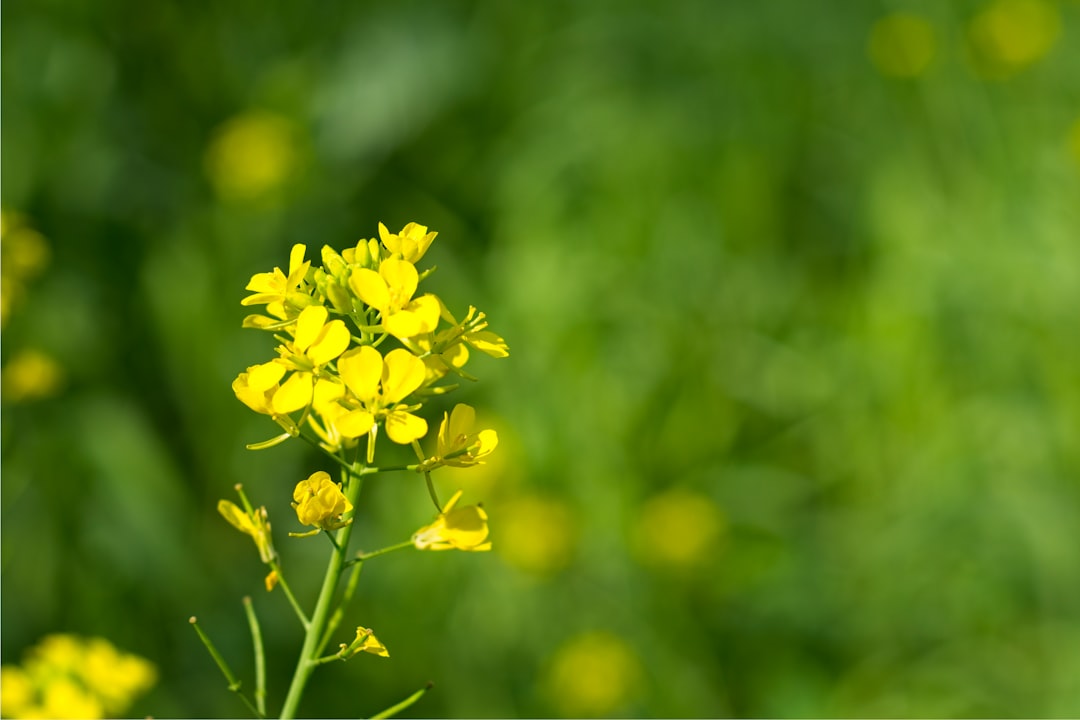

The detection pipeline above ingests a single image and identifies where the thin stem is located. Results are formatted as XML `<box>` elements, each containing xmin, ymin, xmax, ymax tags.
<box><xmin>242</xmin><ymin>597</ymin><xmax>267</xmax><ymax>717</ymax></box>
<box><xmin>279</xmin><ymin>467</ymin><xmax>364</xmax><ymax>720</ymax></box>
<box><xmin>354</xmin><ymin>540</ymin><xmax>415</xmax><ymax>563</ymax></box>
<box><xmin>189</xmin><ymin>617</ymin><xmax>263</xmax><ymax>718</ymax></box>
<box><xmin>317</xmin><ymin>559</ymin><xmax>365</xmax><ymax>656</ymax></box>
<box><xmin>270</xmin><ymin>560</ymin><xmax>310</xmax><ymax>629</ymax></box>
<box><xmin>370</xmin><ymin>682</ymin><xmax>434</xmax><ymax>720</ymax></box>
<box><xmin>411</xmin><ymin>440</ymin><xmax>441</xmax><ymax>511</ymax></box>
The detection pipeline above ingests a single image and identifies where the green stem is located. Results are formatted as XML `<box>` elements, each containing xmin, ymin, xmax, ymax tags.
<box><xmin>411</xmin><ymin>440</ymin><xmax>441</xmax><ymax>511</ymax></box>
<box><xmin>317</xmin><ymin>559</ymin><xmax>365</xmax><ymax>656</ymax></box>
<box><xmin>278</xmin><ymin>468</ymin><xmax>364</xmax><ymax>720</ymax></box>
<box><xmin>242</xmin><ymin>597</ymin><xmax>267</xmax><ymax>717</ymax></box>
<box><xmin>270</xmin><ymin>560</ymin><xmax>310</xmax><ymax>629</ymax></box>
<box><xmin>370</xmin><ymin>682</ymin><xmax>434</xmax><ymax>720</ymax></box>
<box><xmin>353</xmin><ymin>540</ymin><xmax>415</xmax><ymax>563</ymax></box>
<box><xmin>190</xmin><ymin>617</ymin><xmax>263</xmax><ymax>718</ymax></box>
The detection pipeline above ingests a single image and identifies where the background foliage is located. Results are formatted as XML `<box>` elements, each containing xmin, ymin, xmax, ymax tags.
<box><xmin>3</xmin><ymin>0</ymin><xmax>1080</xmax><ymax>717</ymax></box>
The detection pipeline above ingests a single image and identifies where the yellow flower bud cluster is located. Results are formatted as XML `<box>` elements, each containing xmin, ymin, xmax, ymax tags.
<box><xmin>0</xmin><ymin>635</ymin><xmax>156</xmax><ymax>720</ymax></box>
<box><xmin>233</xmin><ymin>222</ymin><xmax>509</xmax><ymax>455</ymax></box>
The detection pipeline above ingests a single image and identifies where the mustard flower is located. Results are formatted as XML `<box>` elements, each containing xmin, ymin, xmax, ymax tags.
<box><xmin>343</xmin><ymin>627</ymin><xmax>390</xmax><ymax>659</ymax></box>
<box><xmin>292</xmin><ymin>471</ymin><xmax>353</xmax><ymax>532</ymax></box>
<box><xmin>378</xmin><ymin>221</ymin><xmax>437</xmax><ymax>263</ymax></box>
<box><xmin>412</xmin><ymin>490</ymin><xmax>491</xmax><ymax>551</ymax></box>
<box><xmin>218</xmin><ymin>500</ymin><xmax>276</xmax><ymax>563</ymax></box>
<box><xmin>306</xmin><ymin>377</ymin><xmax>372</xmax><ymax>452</ymax></box>
<box><xmin>336</xmin><ymin>346</ymin><xmax>428</xmax><ymax>444</ymax></box>
<box><xmin>241</xmin><ymin>243</ymin><xmax>313</xmax><ymax>322</ymax></box>
<box><xmin>273</xmin><ymin>305</ymin><xmax>351</xmax><ymax>414</ymax></box>
<box><xmin>348</xmin><ymin>257</ymin><xmax>440</xmax><ymax>339</ymax></box>
<box><xmin>423</xmin><ymin>404</ymin><xmax>498</xmax><ymax>469</ymax></box>
<box><xmin>232</xmin><ymin>360</ymin><xmax>298</xmax><ymax>438</ymax></box>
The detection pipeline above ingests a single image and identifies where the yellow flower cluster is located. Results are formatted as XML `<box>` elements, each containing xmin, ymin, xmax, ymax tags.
<box><xmin>0</xmin><ymin>635</ymin><xmax>156</xmax><ymax>720</ymax></box>
<box><xmin>233</xmin><ymin>222</ymin><xmax>508</xmax><ymax>456</ymax></box>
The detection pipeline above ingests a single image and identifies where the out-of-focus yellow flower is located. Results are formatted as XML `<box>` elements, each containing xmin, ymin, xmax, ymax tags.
<box><xmin>218</xmin><ymin>499</ymin><xmax>276</xmax><ymax>563</ymax></box>
<box><xmin>342</xmin><ymin>627</ymin><xmax>389</xmax><ymax>658</ymax></box>
<box><xmin>633</xmin><ymin>488</ymin><xmax>726</xmax><ymax>569</ymax></box>
<box><xmin>378</xmin><ymin>221</ymin><xmax>437</xmax><ymax>264</ymax></box>
<box><xmin>868</xmin><ymin>13</ymin><xmax>936</xmax><ymax>78</ymax></box>
<box><xmin>545</xmin><ymin>632</ymin><xmax>641</xmax><ymax>718</ymax></box>
<box><xmin>1</xmin><ymin>635</ymin><xmax>156</xmax><ymax>720</ymax></box>
<box><xmin>1</xmin><ymin>212</ymin><xmax>51</xmax><ymax>328</ymax></box>
<box><xmin>205</xmin><ymin>111</ymin><xmax>296</xmax><ymax>200</ymax></box>
<box><xmin>292</xmin><ymin>471</ymin><xmax>352</xmax><ymax>532</ymax></box>
<box><xmin>1</xmin><ymin>349</ymin><xmax>63</xmax><ymax>403</ymax></box>
<box><xmin>349</xmin><ymin>257</ymin><xmax>440</xmax><ymax>339</ymax></box>
<box><xmin>336</xmin><ymin>346</ymin><xmax>428</xmax><ymax>444</ymax></box>
<box><xmin>420</xmin><ymin>404</ymin><xmax>498</xmax><ymax>470</ymax></box>
<box><xmin>242</xmin><ymin>243</ymin><xmax>313</xmax><ymax>323</ymax></box>
<box><xmin>412</xmin><ymin>490</ymin><xmax>491</xmax><ymax>551</ymax></box>
<box><xmin>968</xmin><ymin>0</ymin><xmax>1060</xmax><ymax>78</ymax></box>
<box><xmin>497</xmin><ymin>495</ymin><xmax>576</xmax><ymax>577</ymax></box>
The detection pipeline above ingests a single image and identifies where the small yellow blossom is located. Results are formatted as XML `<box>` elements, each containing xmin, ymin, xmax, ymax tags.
<box><xmin>292</xmin><ymin>471</ymin><xmax>353</xmax><ymax>532</ymax></box>
<box><xmin>497</xmin><ymin>496</ymin><xmax>576</xmax><ymax>576</ymax></box>
<box><xmin>423</xmin><ymin>404</ymin><xmax>498</xmax><ymax>469</ymax></box>
<box><xmin>412</xmin><ymin>490</ymin><xmax>491</xmax><ymax>551</ymax></box>
<box><xmin>336</xmin><ymin>346</ymin><xmax>428</xmax><ymax>444</ymax></box>
<box><xmin>218</xmin><ymin>499</ymin><xmax>276</xmax><ymax>563</ymax></box>
<box><xmin>378</xmin><ymin>221</ymin><xmax>437</xmax><ymax>263</ymax></box>
<box><xmin>241</xmin><ymin>243</ymin><xmax>313</xmax><ymax>322</ymax></box>
<box><xmin>349</xmin><ymin>257</ymin><xmax>440</xmax><ymax>339</ymax></box>
<box><xmin>343</xmin><ymin>627</ymin><xmax>390</xmax><ymax>658</ymax></box>
<box><xmin>633</xmin><ymin>488</ymin><xmax>726</xmax><ymax>569</ymax></box>
<box><xmin>272</xmin><ymin>305</ymin><xmax>352</xmax><ymax>414</ymax></box>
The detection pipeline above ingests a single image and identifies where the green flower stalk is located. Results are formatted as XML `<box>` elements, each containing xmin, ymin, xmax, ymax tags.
<box><xmin>195</xmin><ymin>222</ymin><xmax>508</xmax><ymax>719</ymax></box>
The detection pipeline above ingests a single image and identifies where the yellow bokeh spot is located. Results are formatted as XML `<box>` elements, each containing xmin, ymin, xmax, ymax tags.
<box><xmin>204</xmin><ymin>111</ymin><xmax>296</xmax><ymax>200</ymax></box>
<box><xmin>546</xmin><ymin>632</ymin><xmax>641</xmax><ymax>717</ymax></box>
<box><xmin>2</xmin><ymin>349</ymin><xmax>64</xmax><ymax>403</ymax></box>
<box><xmin>634</xmin><ymin>488</ymin><xmax>726</xmax><ymax>568</ymax></box>
<box><xmin>868</xmin><ymin>13</ymin><xmax>937</xmax><ymax>78</ymax></box>
<box><xmin>496</xmin><ymin>495</ymin><xmax>576</xmax><ymax>576</ymax></box>
<box><xmin>1</xmin><ymin>635</ymin><xmax>156</xmax><ymax>720</ymax></box>
<box><xmin>968</xmin><ymin>0</ymin><xmax>1060</xmax><ymax>78</ymax></box>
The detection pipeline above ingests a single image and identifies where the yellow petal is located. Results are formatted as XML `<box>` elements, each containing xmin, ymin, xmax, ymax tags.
<box><xmin>379</xmin><ymin>257</ymin><xmax>419</xmax><ymax>302</ymax></box>
<box><xmin>293</xmin><ymin>305</ymin><xmax>329</xmax><ymax>352</ymax></box>
<box><xmin>336</xmin><ymin>409</ymin><xmax>375</xmax><ymax>438</ymax></box>
<box><xmin>273</xmin><ymin>372</ymin><xmax>314</xmax><ymax>414</ymax></box>
<box><xmin>349</xmin><ymin>268</ymin><xmax>390</xmax><ymax>311</ymax></box>
<box><xmin>383</xmin><ymin>310</ymin><xmax>424</xmax><ymax>339</ymax></box>
<box><xmin>248</xmin><ymin>361</ymin><xmax>286</xmax><ymax>392</ymax></box>
<box><xmin>385</xmin><ymin>410</ymin><xmax>428</xmax><ymax>444</ymax></box>
<box><xmin>307</xmin><ymin>319</ymin><xmax>350</xmax><ymax>366</ymax></box>
<box><xmin>218</xmin><ymin>500</ymin><xmax>255</xmax><ymax>536</ymax></box>
<box><xmin>381</xmin><ymin>349</ymin><xmax>425</xmax><ymax>403</ymax></box>
<box><xmin>338</xmin><ymin>346</ymin><xmax>383</xmax><ymax>402</ymax></box>
<box><xmin>466</xmin><ymin>330</ymin><xmax>510</xmax><ymax>358</ymax></box>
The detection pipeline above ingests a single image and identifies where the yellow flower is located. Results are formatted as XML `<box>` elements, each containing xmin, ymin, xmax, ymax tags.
<box><xmin>545</xmin><ymin>632</ymin><xmax>641</xmax><ymax>717</ymax></box>
<box><xmin>633</xmin><ymin>489</ymin><xmax>726</xmax><ymax>569</ymax></box>
<box><xmin>292</xmin><ymin>471</ymin><xmax>353</xmax><ymax>531</ymax></box>
<box><xmin>1</xmin><ymin>349</ymin><xmax>64</xmax><ymax>402</ymax></box>
<box><xmin>349</xmin><ymin>257</ymin><xmax>440</xmax><ymax>339</ymax></box>
<box><xmin>412</xmin><ymin>490</ymin><xmax>491</xmax><ymax>551</ymax></box>
<box><xmin>497</xmin><ymin>496</ymin><xmax>576</xmax><ymax>577</ymax></box>
<box><xmin>272</xmin><ymin>305</ymin><xmax>352</xmax><ymax>414</ymax></box>
<box><xmin>424</xmin><ymin>404</ymin><xmax>498</xmax><ymax>469</ymax></box>
<box><xmin>218</xmin><ymin>499</ymin><xmax>276</xmax><ymax>563</ymax></box>
<box><xmin>205</xmin><ymin>111</ymin><xmax>296</xmax><ymax>200</ymax></box>
<box><xmin>241</xmin><ymin>244</ymin><xmax>313</xmax><ymax>323</ymax></box>
<box><xmin>2</xmin><ymin>635</ymin><xmax>156</xmax><ymax>720</ymax></box>
<box><xmin>378</xmin><ymin>221</ymin><xmax>437</xmax><ymax>263</ymax></box>
<box><xmin>967</xmin><ymin>0</ymin><xmax>1060</xmax><ymax>78</ymax></box>
<box><xmin>343</xmin><ymin>627</ymin><xmax>390</xmax><ymax>658</ymax></box>
<box><xmin>336</xmin><ymin>346</ymin><xmax>428</xmax><ymax>444</ymax></box>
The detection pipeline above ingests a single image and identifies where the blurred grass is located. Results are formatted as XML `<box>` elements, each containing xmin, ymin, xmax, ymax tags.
<box><xmin>3</xmin><ymin>0</ymin><xmax>1080</xmax><ymax>717</ymax></box>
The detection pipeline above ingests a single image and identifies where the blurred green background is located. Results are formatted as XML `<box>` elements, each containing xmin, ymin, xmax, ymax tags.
<box><xmin>3</xmin><ymin>0</ymin><xmax>1080</xmax><ymax>717</ymax></box>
